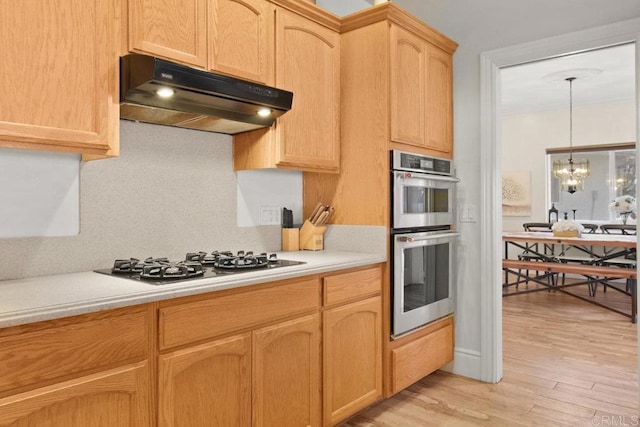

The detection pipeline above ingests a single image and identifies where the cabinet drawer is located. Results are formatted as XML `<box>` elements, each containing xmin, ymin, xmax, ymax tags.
<box><xmin>0</xmin><ymin>306</ymin><xmax>149</xmax><ymax>394</ymax></box>
<box><xmin>323</xmin><ymin>266</ymin><xmax>382</xmax><ymax>306</ymax></box>
<box><xmin>159</xmin><ymin>278</ymin><xmax>320</xmax><ymax>350</ymax></box>
<box><xmin>391</xmin><ymin>318</ymin><xmax>453</xmax><ymax>393</ymax></box>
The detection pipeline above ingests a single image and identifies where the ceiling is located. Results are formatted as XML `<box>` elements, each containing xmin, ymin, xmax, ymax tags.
<box><xmin>501</xmin><ymin>43</ymin><xmax>635</xmax><ymax>116</ymax></box>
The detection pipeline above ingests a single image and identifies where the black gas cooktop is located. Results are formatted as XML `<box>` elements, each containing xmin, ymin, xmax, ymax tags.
<box><xmin>94</xmin><ymin>251</ymin><xmax>305</xmax><ymax>285</ymax></box>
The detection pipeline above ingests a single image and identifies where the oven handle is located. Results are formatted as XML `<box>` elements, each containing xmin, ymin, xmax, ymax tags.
<box><xmin>394</xmin><ymin>171</ymin><xmax>460</xmax><ymax>182</ymax></box>
<box><xmin>396</xmin><ymin>232</ymin><xmax>460</xmax><ymax>242</ymax></box>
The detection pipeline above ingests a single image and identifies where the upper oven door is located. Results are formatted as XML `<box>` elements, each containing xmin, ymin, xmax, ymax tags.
<box><xmin>392</xmin><ymin>171</ymin><xmax>458</xmax><ymax>229</ymax></box>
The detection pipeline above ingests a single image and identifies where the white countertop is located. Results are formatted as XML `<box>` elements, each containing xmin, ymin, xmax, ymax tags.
<box><xmin>0</xmin><ymin>250</ymin><xmax>386</xmax><ymax>329</ymax></box>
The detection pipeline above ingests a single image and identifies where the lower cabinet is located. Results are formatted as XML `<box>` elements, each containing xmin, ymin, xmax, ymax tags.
<box><xmin>158</xmin><ymin>334</ymin><xmax>252</xmax><ymax>427</ymax></box>
<box><xmin>253</xmin><ymin>314</ymin><xmax>321</xmax><ymax>427</ymax></box>
<box><xmin>157</xmin><ymin>276</ymin><xmax>323</xmax><ymax>427</ymax></box>
<box><xmin>158</xmin><ymin>314</ymin><xmax>321</xmax><ymax>427</ymax></box>
<box><xmin>0</xmin><ymin>306</ymin><xmax>152</xmax><ymax>427</ymax></box>
<box><xmin>323</xmin><ymin>296</ymin><xmax>382</xmax><ymax>426</ymax></box>
<box><xmin>390</xmin><ymin>315</ymin><xmax>454</xmax><ymax>394</ymax></box>
<box><xmin>0</xmin><ymin>362</ymin><xmax>150</xmax><ymax>426</ymax></box>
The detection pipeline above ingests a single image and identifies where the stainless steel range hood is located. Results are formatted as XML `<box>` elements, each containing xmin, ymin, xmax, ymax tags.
<box><xmin>120</xmin><ymin>54</ymin><xmax>293</xmax><ymax>135</ymax></box>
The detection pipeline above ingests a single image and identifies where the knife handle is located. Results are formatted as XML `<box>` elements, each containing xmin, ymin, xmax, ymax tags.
<box><xmin>309</xmin><ymin>202</ymin><xmax>324</xmax><ymax>222</ymax></box>
<box><xmin>315</xmin><ymin>210</ymin><xmax>329</xmax><ymax>226</ymax></box>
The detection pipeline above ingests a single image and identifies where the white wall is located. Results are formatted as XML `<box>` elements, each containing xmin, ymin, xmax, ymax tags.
<box><xmin>390</xmin><ymin>0</ymin><xmax>640</xmax><ymax>380</ymax></box>
<box><xmin>316</xmin><ymin>0</ymin><xmax>371</xmax><ymax>16</ymax></box>
<box><xmin>501</xmin><ymin>100</ymin><xmax>635</xmax><ymax>231</ymax></box>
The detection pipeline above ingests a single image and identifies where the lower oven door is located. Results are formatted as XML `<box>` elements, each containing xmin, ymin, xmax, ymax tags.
<box><xmin>392</xmin><ymin>230</ymin><xmax>459</xmax><ymax>337</ymax></box>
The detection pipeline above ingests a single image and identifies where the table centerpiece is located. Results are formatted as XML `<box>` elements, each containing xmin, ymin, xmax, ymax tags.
<box><xmin>551</xmin><ymin>219</ymin><xmax>584</xmax><ymax>238</ymax></box>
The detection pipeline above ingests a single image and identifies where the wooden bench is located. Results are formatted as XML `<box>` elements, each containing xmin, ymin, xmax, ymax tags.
<box><xmin>503</xmin><ymin>259</ymin><xmax>636</xmax><ymax>280</ymax></box>
<box><xmin>502</xmin><ymin>259</ymin><xmax>637</xmax><ymax>323</ymax></box>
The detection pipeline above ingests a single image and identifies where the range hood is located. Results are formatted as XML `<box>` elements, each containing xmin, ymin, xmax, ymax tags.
<box><xmin>120</xmin><ymin>54</ymin><xmax>293</xmax><ymax>135</ymax></box>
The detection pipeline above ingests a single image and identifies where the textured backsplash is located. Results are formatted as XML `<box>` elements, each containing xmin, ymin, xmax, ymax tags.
<box><xmin>0</xmin><ymin>121</ymin><xmax>281</xmax><ymax>280</ymax></box>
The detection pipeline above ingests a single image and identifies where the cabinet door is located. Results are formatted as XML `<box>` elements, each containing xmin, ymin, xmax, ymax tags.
<box><xmin>130</xmin><ymin>0</ymin><xmax>208</xmax><ymax>67</ymax></box>
<box><xmin>323</xmin><ymin>297</ymin><xmax>382</xmax><ymax>426</ymax></box>
<box><xmin>210</xmin><ymin>0</ymin><xmax>273</xmax><ymax>84</ymax></box>
<box><xmin>253</xmin><ymin>314</ymin><xmax>321</xmax><ymax>427</ymax></box>
<box><xmin>0</xmin><ymin>362</ymin><xmax>149</xmax><ymax>426</ymax></box>
<box><xmin>0</xmin><ymin>0</ymin><xmax>118</xmax><ymax>156</ymax></box>
<box><xmin>425</xmin><ymin>44</ymin><xmax>453</xmax><ymax>156</ymax></box>
<box><xmin>390</xmin><ymin>25</ymin><xmax>426</xmax><ymax>148</ymax></box>
<box><xmin>158</xmin><ymin>334</ymin><xmax>251</xmax><ymax>427</ymax></box>
<box><xmin>274</xmin><ymin>8</ymin><xmax>340</xmax><ymax>173</ymax></box>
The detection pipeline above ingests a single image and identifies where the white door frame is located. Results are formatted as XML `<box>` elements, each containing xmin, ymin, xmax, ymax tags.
<box><xmin>479</xmin><ymin>17</ymin><xmax>640</xmax><ymax>384</ymax></box>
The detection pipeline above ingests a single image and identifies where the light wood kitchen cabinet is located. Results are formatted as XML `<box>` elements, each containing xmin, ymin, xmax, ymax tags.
<box><xmin>129</xmin><ymin>0</ymin><xmax>208</xmax><ymax>67</ymax></box>
<box><xmin>303</xmin><ymin>4</ymin><xmax>457</xmax><ymax>225</ymax></box>
<box><xmin>390</xmin><ymin>315</ymin><xmax>454</xmax><ymax>394</ymax></box>
<box><xmin>158</xmin><ymin>276</ymin><xmax>322</xmax><ymax>426</ymax></box>
<box><xmin>323</xmin><ymin>297</ymin><xmax>382</xmax><ymax>426</ymax></box>
<box><xmin>130</xmin><ymin>0</ymin><xmax>273</xmax><ymax>84</ymax></box>
<box><xmin>0</xmin><ymin>0</ymin><xmax>119</xmax><ymax>158</ymax></box>
<box><xmin>390</xmin><ymin>25</ymin><xmax>426</xmax><ymax>149</ymax></box>
<box><xmin>390</xmin><ymin>24</ymin><xmax>453</xmax><ymax>156</ymax></box>
<box><xmin>158</xmin><ymin>333</ymin><xmax>251</xmax><ymax>427</ymax></box>
<box><xmin>0</xmin><ymin>306</ymin><xmax>152</xmax><ymax>426</ymax></box>
<box><xmin>210</xmin><ymin>0</ymin><xmax>274</xmax><ymax>84</ymax></box>
<box><xmin>0</xmin><ymin>362</ymin><xmax>150</xmax><ymax>426</ymax></box>
<box><xmin>322</xmin><ymin>266</ymin><xmax>383</xmax><ymax>426</ymax></box>
<box><xmin>253</xmin><ymin>314</ymin><xmax>321</xmax><ymax>427</ymax></box>
<box><xmin>234</xmin><ymin>4</ymin><xmax>341</xmax><ymax>173</ymax></box>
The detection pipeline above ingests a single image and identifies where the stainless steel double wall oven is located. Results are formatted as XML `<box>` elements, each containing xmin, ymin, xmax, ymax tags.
<box><xmin>390</xmin><ymin>150</ymin><xmax>459</xmax><ymax>337</ymax></box>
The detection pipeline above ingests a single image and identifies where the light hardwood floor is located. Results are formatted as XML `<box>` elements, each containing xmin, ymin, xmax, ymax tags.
<box><xmin>342</xmin><ymin>290</ymin><xmax>638</xmax><ymax>426</ymax></box>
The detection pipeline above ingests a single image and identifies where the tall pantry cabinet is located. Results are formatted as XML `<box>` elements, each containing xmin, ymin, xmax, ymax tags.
<box><xmin>303</xmin><ymin>3</ymin><xmax>457</xmax><ymax>398</ymax></box>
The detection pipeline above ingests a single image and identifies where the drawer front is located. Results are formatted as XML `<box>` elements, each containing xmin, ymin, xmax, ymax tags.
<box><xmin>0</xmin><ymin>306</ymin><xmax>149</xmax><ymax>394</ymax></box>
<box><xmin>159</xmin><ymin>278</ymin><xmax>320</xmax><ymax>350</ymax></box>
<box><xmin>323</xmin><ymin>266</ymin><xmax>382</xmax><ymax>306</ymax></box>
<box><xmin>391</xmin><ymin>319</ymin><xmax>453</xmax><ymax>393</ymax></box>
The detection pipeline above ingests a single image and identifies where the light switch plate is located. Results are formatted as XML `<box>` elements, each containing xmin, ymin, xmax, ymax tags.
<box><xmin>460</xmin><ymin>204</ymin><xmax>477</xmax><ymax>223</ymax></box>
<box><xmin>260</xmin><ymin>206</ymin><xmax>281</xmax><ymax>225</ymax></box>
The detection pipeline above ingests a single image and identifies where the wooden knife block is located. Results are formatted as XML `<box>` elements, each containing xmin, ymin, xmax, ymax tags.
<box><xmin>299</xmin><ymin>220</ymin><xmax>326</xmax><ymax>251</ymax></box>
<box><xmin>281</xmin><ymin>228</ymin><xmax>300</xmax><ymax>251</ymax></box>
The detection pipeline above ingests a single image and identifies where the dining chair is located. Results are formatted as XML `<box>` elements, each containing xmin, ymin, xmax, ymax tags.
<box><xmin>593</xmin><ymin>224</ymin><xmax>636</xmax><ymax>295</ymax></box>
<box><xmin>580</xmin><ymin>223</ymin><xmax>599</xmax><ymax>234</ymax></box>
<box><xmin>518</xmin><ymin>223</ymin><xmax>555</xmax><ymax>288</ymax></box>
<box><xmin>522</xmin><ymin>222</ymin><xmax>553</xmax><ymax>232</ymax></box>
<box><xmin>600</xmin><ymin>224</ymin><xmax>637</xmax><ymax>235</ymax></box>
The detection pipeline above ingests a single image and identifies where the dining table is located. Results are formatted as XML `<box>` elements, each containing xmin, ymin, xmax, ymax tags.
<box><xmin>502</xmin><ymin>231</ymin><xmax>637</xmax><ymax>322</ymax></box>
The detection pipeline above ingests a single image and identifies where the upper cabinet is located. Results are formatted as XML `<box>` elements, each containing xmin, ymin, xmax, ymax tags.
<box><xmin>210</xmin><ymin>0</ymin><xmax>273</xmax><ymax>84</ymax></box>
<box><xmin>233</xmin><ymin>3</ymin><xmax>341</xmax><ymax>173</ymax></box>
<box><xmin>129</xmin><ymin>0</ymin><xmax>273</xmax><ymax>84</ymax></box>
<box><xmin>0</xmin><ymin>0</ymin><xmax>119</xmax><ymax>159</ymax></box>
<box><xmin>130</xmin><ymin>0</ymin><xmax>208</xmax><ymax>68</ymax></box>
<box><xmin>390</xmin><ymin>24</ymin><xmax>453</xmax><ymax>157</ymax></box>
<box><xmin>303</xmin><ymin>4</ymin><xmax>457</xmax><ymax>225</ymax></box>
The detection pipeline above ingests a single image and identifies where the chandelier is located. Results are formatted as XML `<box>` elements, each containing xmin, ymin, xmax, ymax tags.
<box><xmin>552</xmin><ymin>77</ymin><xmax>590</xmax><ymax>194</ymax></box>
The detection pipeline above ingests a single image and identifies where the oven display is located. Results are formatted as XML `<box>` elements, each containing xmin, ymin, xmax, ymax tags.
<box><xmin>399</xmin><ymin>152</ymin><xmax>451</xmax><ymax>174</ymax></box>
<box><xmin>420</xmin><ymin>159</ymin><xmax>434</xmax><ymax>169</ymax></box>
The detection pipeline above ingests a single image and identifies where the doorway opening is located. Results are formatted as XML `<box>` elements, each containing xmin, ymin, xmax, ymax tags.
<box><xmin>478</xmin><ymin>19</ymin><xmax>640</xmax><ymax>385</ymax></box>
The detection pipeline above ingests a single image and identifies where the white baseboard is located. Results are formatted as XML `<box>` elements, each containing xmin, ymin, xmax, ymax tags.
<box><xmin>443</xmin><ymin>347</ymin><xmax>484</xmax><ymax>381</ymax></box>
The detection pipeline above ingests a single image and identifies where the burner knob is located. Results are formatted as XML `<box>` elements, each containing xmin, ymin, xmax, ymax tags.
<box><xmin>268</xmin><ymin>254</ymin><xmax>278</xmax><ymax>262</ymax></box>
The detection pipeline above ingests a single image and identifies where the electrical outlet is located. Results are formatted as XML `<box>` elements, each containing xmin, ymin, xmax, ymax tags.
<box><xmin>260</xmin><ymin>206</ymin><xmax>281</xmax><ymax>225</ymax></box>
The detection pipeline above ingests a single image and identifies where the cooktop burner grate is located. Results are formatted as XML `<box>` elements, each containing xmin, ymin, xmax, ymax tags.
<box><xmin>95</xmin><ymin>250</ymin><xmax>305</xmax><ymax>285</ymax></box>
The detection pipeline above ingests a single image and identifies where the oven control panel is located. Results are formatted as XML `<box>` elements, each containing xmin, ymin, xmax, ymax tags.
<box><xmin>391</xmin><ymin>150</ymin><xmax>452</xmax><ymax>175</ymax></box>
